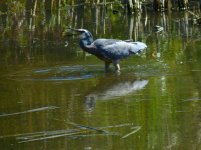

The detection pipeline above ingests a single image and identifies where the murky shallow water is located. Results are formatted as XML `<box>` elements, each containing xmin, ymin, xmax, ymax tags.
<box><xmin>0</xmin><ymin>3</ymin><xmax>201</xmax><ymax>150</ymax></box>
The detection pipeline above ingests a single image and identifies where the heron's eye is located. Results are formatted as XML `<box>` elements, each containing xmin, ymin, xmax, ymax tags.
<box><xmin>87</xmin><ymin>32</ymin><xmax>92</xmax><ymax>37</ymax></box>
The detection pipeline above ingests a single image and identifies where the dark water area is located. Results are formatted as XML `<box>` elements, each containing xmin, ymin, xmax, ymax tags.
<box><xmin>0</xmin><ymin>2</ymin><xmax>201</xmax><ymax>150</ymax></box>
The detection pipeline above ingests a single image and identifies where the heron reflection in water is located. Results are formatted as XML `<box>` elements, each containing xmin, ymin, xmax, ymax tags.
<box><xmin>70</xmin><ymin>29</ymin><xmax>147</xmax><ymax>72</ymax></box>
<box><xmin>84</xmin><ymin>76</ymin><xmax>148</xmax><ymax>111</ymax></box>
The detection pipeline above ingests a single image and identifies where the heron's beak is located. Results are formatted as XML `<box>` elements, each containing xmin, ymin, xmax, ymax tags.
<box><xmin>68</xmin><ymin>28</ymin><xmax>83</xmax><ymax>33</ymax></box>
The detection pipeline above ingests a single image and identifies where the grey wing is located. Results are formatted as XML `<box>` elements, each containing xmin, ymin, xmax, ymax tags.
<box><xmin>93</xmin><ymin>39</ymin><xmax>122</xmax><ymax>47</ymax></box>
<box><xmin>92</xmin><ymin>39</ymin><xmax>147</xmax><ymax>60</ymax></box>
<box><xmin>102</xmin><ymin>42</ymin><xmax>133</xmax><ymax>60</ymax></box>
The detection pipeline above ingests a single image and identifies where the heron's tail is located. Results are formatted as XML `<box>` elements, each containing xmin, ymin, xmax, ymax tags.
<box><xmin>130</xmin><ymin>42</ymin><xmax>147</xmax><ymax>54</ymax></box>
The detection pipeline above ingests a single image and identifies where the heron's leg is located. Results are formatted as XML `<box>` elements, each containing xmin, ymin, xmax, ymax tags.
<box><xmin>105</xmin><ymin>62</ymin><xmax>110</xmax><ymax>72</ymax></box>
<box><xmin>115</xmin><ymin>64</ymin><xmax>120</xmax><ymax>71</ymax></box>
<box><xmin>113</xmin><ymin>60</ymin><xmax>120</xmax><ymax>72</ymax></box>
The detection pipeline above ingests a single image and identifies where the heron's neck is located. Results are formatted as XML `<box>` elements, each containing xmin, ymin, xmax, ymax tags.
<box><xmin>79</xmin><ymin>35</ymin><xmax>93</xmax><ymax>50</ymax></box>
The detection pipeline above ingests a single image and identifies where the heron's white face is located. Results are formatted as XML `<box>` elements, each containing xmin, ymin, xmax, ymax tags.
<box><xmin>71</xmin><ymin>28</ymin><xmax>88</xmax><ymax>34</ymax></box>
<box><xmin>76</xmin><ymin>29</ymin><xmax>87</xmax><ymax>32</ymax></box>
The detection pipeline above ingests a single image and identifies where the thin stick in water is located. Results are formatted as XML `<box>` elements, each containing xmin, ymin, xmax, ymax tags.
<box><xmin>18</xmin><ymin>131</ymin><xmax>85</xmax><ymax>143</ymax></box>
<box><xmin>121</xmin><ymin>126</ymin><xmax>141</xmax><ymax>139</ymax></box>
<box><xmin>68</xmin><ymin>122</ymin><xmax>109</xmax><ymax>134</ymax></box>
<box><xmin>0</xmin><ymin>106</ymin><xmax>59</xmax><ymax>117</ymax></box>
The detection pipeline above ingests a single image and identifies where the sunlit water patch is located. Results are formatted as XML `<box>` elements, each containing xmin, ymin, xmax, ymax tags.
<box><xmin>127</xmin><ymin>62</ymin><xmax>190</xmax><ymax>77</ymax></box>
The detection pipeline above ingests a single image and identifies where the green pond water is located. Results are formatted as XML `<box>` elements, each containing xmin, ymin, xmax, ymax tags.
<box><xmin>0</xmin><ymin>4</ymin><xmax>201</xmax><ymax>150</ymax></box>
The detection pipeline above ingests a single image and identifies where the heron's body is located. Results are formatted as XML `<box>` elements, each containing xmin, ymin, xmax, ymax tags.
<box><xmin>73</xmin><ymin>29</ymin><xmax>147</xmax><ymax>71</ymax></box>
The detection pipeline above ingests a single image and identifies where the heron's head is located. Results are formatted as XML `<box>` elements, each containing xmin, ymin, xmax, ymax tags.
<box><xmin>71</xmin><ymin>28</ymin><xmax>87</xmax><ymax>33</ymax></box>
<box><xmin>70</xmin><ymin>28</ymin><xmax>93</xmax><ymax>45</ymax></box>
<box><xmin>71</xmin><ymin>29</ymin><xmax>93</xmax><ymax>39</ymax></box>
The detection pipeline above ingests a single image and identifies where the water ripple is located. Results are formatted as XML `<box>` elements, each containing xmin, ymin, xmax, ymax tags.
<box><xmin>8</xmin><ymin>65</ymin><xmax>102</xmax><ymax>81</ymax></box>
